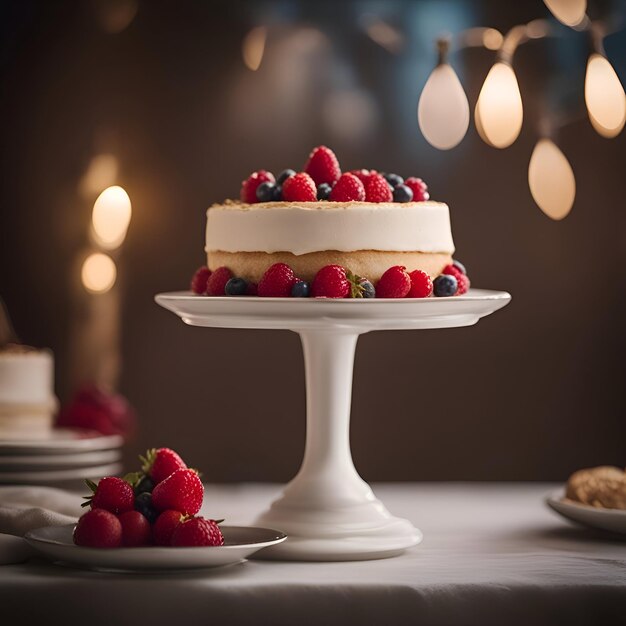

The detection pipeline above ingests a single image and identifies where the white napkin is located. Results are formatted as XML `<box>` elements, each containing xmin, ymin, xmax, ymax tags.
<box><xmin>0</xmin><ymin>486</ymin><xmax>81</xmax><ymax>564</ymax></box>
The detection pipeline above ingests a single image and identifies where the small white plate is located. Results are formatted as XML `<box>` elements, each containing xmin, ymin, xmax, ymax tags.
<box><xmin>546</xmin><ymin>490</ymin><xmax>626</xmax><ymax>535</ymax></box>
<box><xmin>0</xmin><ymin>429</ymin><xmax>123</xmax><ymax>455</ymax></box>
<box><xmin>0</xmin><ymin>449</ymin><xmax>121</xmax><ymax>469</ymax></box>
<box><xmin>26</xmin><ymin>524</ymin><xmax>287</xmax><ymax>571</ymax></box>
<box><xmin>0</xmin><ymin>462</ymin><xmax>123</xmax><ymax>484</ymax></box>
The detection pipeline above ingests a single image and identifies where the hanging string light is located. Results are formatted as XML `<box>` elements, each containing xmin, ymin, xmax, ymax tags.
<box><xmin>474</xmin><ymin>25</ymin><xmax>529</xmax><ymax>149</ymax></box>
<box><xmin>585</xmin><ymin>53</ymin><xmax>626</xmax><ymax>137</ymax></box>
<box><xmin>408</xmin><ymin>11</ymin><xmax>624</xmax><ymax>223</ymax></box>
<box><xmin>475</xmin><ymin>60</ymin><xmax>524</xmax><ymax>149</ymax></box>
<box><xmin>528</xmin><ymin>138</ymin><xmax>576</xmax><ymax>220</ymax></box>
<box><xmin>584</xmin><ymin>25</ymin><xmax>626</xmax><ymax>138</ymax></box>
<box><xmin>543</xmin><ymin>0</ymin><xmax>588</xmax><ymax>28</ymax></box>
<box><xmin>418</xmin><ymin>37</ymin><xmax>470</xmax><ymax>150</ymax></box>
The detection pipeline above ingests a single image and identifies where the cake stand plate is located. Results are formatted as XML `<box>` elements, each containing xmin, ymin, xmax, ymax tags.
<box><xmin>156</xmin><ymin>289</ymin><xmax>511</xmax><ymax>560</ymax></box>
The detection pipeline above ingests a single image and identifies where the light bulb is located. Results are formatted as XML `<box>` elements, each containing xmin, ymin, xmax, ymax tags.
<box><xmin>242</xmin><ymin>26</ymin><xmax>266</xmax><ymax>71</ymax></box>
<box><xmin>543</xmin><ymin>0</ymin><xmax>587</xmax><ymax>27</ymax></box>
<box><xmin>81</xmin><ymin>253</ymin><xmax>117</xmax><ymax>294</ymax></box>
<box><xmin>475</xmin><ymin>62</ymin><xmax>523</xmax><ymax>149</ymax></box>
<box><xmin>92</xmin><ymin>186</ymin><xmax>132</xmax><ymax>249</ymax></box>
<box><xmin>528</xmin><ymin>139</ymin><xmax>576</xmax><ymax>220</ymax></box>
<box><xmin>584</xmin><ymin>53</ymin><xmax>626</xmax><ymax>138</ymax></box>
<box><xmin>418</xmin><ymin>63</ymin><xmax>469</xmax><ymax>150</ymax></box>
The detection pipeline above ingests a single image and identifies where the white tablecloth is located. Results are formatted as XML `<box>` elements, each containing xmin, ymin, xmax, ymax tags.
<box><xmin>1</xmin><ymin>483</ymin><xmax>625</xmax><ymax>626</ymax></box>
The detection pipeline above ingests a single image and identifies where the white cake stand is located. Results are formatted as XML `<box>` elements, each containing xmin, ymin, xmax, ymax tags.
<box><xmin>156</xmin><ymin>289</ymin><xmax>511</xmax><ymax>561</ymax></box>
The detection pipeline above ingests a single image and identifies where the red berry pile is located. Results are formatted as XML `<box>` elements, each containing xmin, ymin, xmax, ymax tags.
<box><xmin>238</xmin><ymin>146</ymin><xmax>430</xmax><ymax>204</ymax></box>
<box><xmin>191</xmin><ymin>260</ymin><xmax>470</xmax><ymax>299</ymax></box>
<box><xmin>73</xmin><ymin>447</ymin><xmax>224</xmax><ymax>548</ymax></box>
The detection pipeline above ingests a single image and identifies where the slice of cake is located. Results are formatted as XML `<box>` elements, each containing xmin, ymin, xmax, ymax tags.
<box><xmin>194</xmin><ymin>146</ymin><xmax>469</xmax><ymax>298</ymax></box>
<box><xmin>0</xmin><ymin>344</ymin><xmax>57</xmax><ymax>439</ymax></box>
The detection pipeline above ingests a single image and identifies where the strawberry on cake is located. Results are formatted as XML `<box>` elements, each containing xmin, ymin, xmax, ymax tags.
<box><xmin>192</xmin><ymin>146</ymin><xmax>470</xmax><ymax>299</ymax></box>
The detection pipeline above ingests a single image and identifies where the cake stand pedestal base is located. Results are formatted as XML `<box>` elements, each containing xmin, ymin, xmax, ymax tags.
<box><xmin>156</xmin><ymin>290</ymin><xmax>511</xmax><ymax>561</ymax></box>
<box><xmin>254</xmin><ymin>329</ymin><xmax>421</xmax><ymax>561</ymax></box>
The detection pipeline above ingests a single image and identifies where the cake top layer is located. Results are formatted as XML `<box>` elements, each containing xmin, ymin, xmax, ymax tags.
<box><xmin>206</xmin><ymin>201</ymin><xmax>454</xmax><ymax>256</ymax></box>
<box><xmin>206</xmin><ymin>145</ymin><xmax>454</xmax><ymax>256</ymax></box>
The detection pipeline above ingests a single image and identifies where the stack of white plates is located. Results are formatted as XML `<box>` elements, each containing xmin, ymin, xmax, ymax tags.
<box><xmin>0</xmin><ymin>429</ymin><xmax>123</xmax><ymax>485</ymax></box>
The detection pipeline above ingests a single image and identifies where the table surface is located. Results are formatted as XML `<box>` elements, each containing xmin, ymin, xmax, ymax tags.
<box><xmin>2</xmin><ymin>483</ymin><xmax>625</xmax><ymax>626</ymax></box>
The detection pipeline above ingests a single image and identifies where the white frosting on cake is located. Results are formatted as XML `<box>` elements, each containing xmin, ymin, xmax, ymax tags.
<box><xmin>0</xmin><ymin>349</ymin><xmax>55</xmax><ymax>407</ymax></box>
<box><xmin>205</xmin><ymin>201</ymin><xmax>455</xmax><ymax>256</ymax></box>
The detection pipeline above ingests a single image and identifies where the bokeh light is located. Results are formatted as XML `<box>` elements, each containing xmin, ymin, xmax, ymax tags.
<box><xmin>92</xmin><ymin>186</ymin><xmax>132</xmax><ymax>250</ymax></box>
<box><xmin>242</xmin><ymin>26</ymin><xmax>267</xmax><ymax>71</ymax></box>
<box><xmin>81</xmin><ymin>253</ymin><xmax>117</xmax><ymax>293</ymax></box>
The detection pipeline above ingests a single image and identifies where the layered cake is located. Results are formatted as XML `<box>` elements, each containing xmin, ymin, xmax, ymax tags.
<box><xmin>194</xmin><ymin>146</ymin><xmax>470</xmax><ymax>299</ymax></box>
<box><xmin>206</xmin><ymin>200</ymin><xmax>454</xmax><ymax>284</ymax></box>
<box><xmin>0</xmin><ymin>344</ymin><xmax>57</xmax><ymax>438</ymax></box>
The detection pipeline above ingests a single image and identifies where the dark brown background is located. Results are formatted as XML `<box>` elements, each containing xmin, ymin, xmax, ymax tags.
<box><xmin>1</xmin><ymin>0</ymin><xmax>625</xmax><ymax>482</ymax></box>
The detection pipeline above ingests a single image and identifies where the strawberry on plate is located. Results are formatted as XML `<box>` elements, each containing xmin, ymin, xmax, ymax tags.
<box><xmin>73</xmin><ymin>508</ymin><xmax>122</xmax><ymax>548</ymax></box>
<box><xmin>140</xmin><ymin>448</ymin><xmax>187</xmax><ymax>485</ymax></box>
<box><xmin>118</xmin><ymin>510</ymin><xmax>152</xmax><ymax>547</ymax></box>
<box><xmin>151</xmin><ymin>469</ymin><xmax>204</xmax><ymax>516</ymax></box>
<box><xmin>153</xmin><ymin>510</ymin><xmax>186</xmax><ymax>546</ymax></box>
<box><xmin>82</xmin><ymin>476</ymin><xmax>134</xmax><ymax>515</ymax></box>
<box><xmin>171</xmin><ymin>517</ymin><xmax>224</xmax><ymax>547</ymax></box>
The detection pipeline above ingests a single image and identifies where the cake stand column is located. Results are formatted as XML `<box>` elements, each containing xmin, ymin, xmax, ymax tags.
<box><xmin>254</xmin><ymin>327</ymin><xmax>422</xmax><ymax>561</ymax></box>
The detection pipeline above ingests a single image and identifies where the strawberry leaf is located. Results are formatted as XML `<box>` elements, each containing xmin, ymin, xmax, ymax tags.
<box><xmin>139</xmin><ymin>448</ymin><xmax>157</xmax><ymax>475</ymax></box>
<box><xmin>123</xmin><ymin>471</ymin><xmax>144</xmax><ymax>488</ymax></box>
<box><xmin>346</xmin><ymin>269</ymin><xmax>366</xmax><ymax>298</ymax></box>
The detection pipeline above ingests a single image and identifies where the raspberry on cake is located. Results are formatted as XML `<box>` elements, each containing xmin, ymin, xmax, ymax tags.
<box><xmin>203</xmin><ymin>146</ymin><xmax>456</xmax><ymax>286</ymax></box>
<box><xmin>330</xmin><ymin>173</ymin><xmax>366</xmax><ymax>202</ymax></box>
